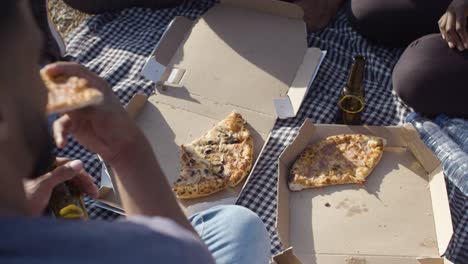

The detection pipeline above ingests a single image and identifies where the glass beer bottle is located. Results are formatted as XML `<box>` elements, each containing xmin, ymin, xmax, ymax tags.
<box><xmin>337</xmin><ymin>55</ymin><xmax>366</xmax><ymax>125</ymax></box>
<box><xmin>48</xmin><ymin>182</ymin><xmax>89</xmax><ymax>220</ymax></box>
<box><xmin>45</xmin><ymin>115</ymin><xmax>88</xmax><ymax>220</ymax></box>
<box><xmin>46</xmin><ymin>162</ymin><xmax>89</xmax><ymax>220</ymax></box>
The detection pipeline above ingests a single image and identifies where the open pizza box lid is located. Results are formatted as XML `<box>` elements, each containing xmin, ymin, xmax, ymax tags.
<box><xmin>273</xmin><ymin>119</ymin><xmax>454</xmax><ymax>264</ymax></box>
<box><xmin>95</xmin><ymin>0</ymin><xmax>326</xmax><ymax>215</ymax></box>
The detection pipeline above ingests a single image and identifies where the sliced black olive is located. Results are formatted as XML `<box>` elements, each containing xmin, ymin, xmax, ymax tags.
<box><xmin>213</xmin><ymin>165</ymin><xmax>224</xmax><ymax>174</ymax></box>
<box><xmin>204</xmin><ymin>149</ymin><xmax>213</xmax><ymax>154</ymax></box>
<box><xmin>226</xmin><ymin>138</ymin><xmax>239</xmax><ymax>144</ymax></box>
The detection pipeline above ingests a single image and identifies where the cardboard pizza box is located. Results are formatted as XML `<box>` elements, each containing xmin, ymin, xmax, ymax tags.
<box><xmin>95</xmin><ymin>0</ymin><xmax>326</xmax><ymax>215</ymax></box>
<box><xmin>273</xmin><ymin>120</ymin><xmax>454</xmax><ymax>264</ymax></box>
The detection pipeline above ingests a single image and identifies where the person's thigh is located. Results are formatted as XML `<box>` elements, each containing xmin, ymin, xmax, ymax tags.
<box><xmin>393</xmin><ymin>34</ymin><xmax>468</xmax><ymax>115</ymax></box>
<box><xmin>347</xmin><ymin>0</ymin><xmax>451</xmax><ymax>47</ymax></box>
<box><xmin>189</xmin><ymin>205</ymin><xmax>271</xmax><ymax>264</ymax></box>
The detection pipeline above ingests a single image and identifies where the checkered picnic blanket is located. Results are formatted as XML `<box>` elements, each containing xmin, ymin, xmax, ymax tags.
<box><xmin>61</xmin><ymin>0</ymin><xmax>467</xmax><ymax>262</ymax></box>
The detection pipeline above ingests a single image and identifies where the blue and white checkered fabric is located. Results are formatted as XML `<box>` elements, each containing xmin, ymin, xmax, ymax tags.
<box><xmin>61</xmin><ymin>1</ymin><xmax>467</xmax><ymax>262</ymax></box>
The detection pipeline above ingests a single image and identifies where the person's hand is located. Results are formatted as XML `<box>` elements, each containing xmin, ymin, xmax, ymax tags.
<box><xmin>42</xmin><ymin>62</ymin><xmax>142</xmax><ymax>163</ymax></box>
<box><xmin>292</xmin><ymin>0</ymin><xmax>344</xmax><ymax>33</ymax></box>
<box><xmin>438</xmin><ymin>0</ymin><xmax>468</xmax><ymax>51</ymax></box>
<box><xmin>24</xmin><ymin>158</ymin><xmax>98</xmax><ymax>216</ymax></box>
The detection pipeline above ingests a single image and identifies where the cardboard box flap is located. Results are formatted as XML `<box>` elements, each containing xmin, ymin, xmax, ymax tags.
<box><xmin>141</xmin><ymin>16</ymin><xmax>193</xmax><ymax>83</ymax></box>
<box><xmin>274</xmin><ymin>253</ymin><xmax>445</xmax><ymax>264</ymax></box>
<box><xmin>158</xmin><ymin>3</ymin><xmax>308</xmax><ymax>117</ymax></box>
<box><xmin>401</xmin><ymin>124</ymin><xmax>441</xmax><ymax>174</ymax></box>
<box><xmin>140</xmin><ymin>1</ymin><xmax>324</xmax><ymax>147</ymax></box>
<box><xmin>401</xmin><ymin>124</ymin><xmax>453</xmax><ymax>255</ymax></box>
<box><xmin>125</xmin><ymin>93</ymin><xmax>148</xmax><ymax>119</ymax></box>
<box><xmin>274</xmin><ymin>49</ymin><xmax>326</xmax><ymax>119</ymax></box>
<box><xmin>273</xmin><ymin>248</ymin><xmax>302</xmax><ymax>264</ymax></box>
<box><xmin>277</xmin><ymin>158</ymin><xmax>291</xmax><ymax>248</ymax></box>
<box><xmin>417</xmin><ymin>258</ymin><xmax>445</xmax><ymax>264</ymax></box>
<box><xmin>277</xmin><ymin>121</ymin><xmax>316</xmax><ymax>248</ymax></box>
<box><xmin>427</xmin><ymin>167</ymin><xmax>453</xmax><ymax>255</ymax></box>
<box><xmin>221</xmin><ymin>0</ymin><xmax>304</xmax><ymax>20</ymax></box>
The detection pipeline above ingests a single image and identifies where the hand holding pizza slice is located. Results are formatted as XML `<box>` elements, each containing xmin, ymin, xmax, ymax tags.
<box><xmin>43</xmin><ymin>62</ymin><xmax>142</xmax><ymax>163</ymax></box>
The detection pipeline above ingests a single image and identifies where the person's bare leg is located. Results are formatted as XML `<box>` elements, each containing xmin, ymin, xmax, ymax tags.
<box><xmin>62</xmin><ymin>0</ymin><xmax>184</xmax><ymax>14</ymax></box>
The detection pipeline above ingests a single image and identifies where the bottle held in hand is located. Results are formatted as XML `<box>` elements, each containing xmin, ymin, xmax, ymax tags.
<box><xmin>406</xmin><ymin>113</ymin><xmax>468</xmax><ymax>195</ymax></box>
<box><xmin>49</xmin><ymin>183</ymin><xmax>89</xmax><ymax>220</ymax></box>
<box><xmin>337</xmin><ymin>55</ymin><xmax>366</xmax><ymax>125</ymax></box>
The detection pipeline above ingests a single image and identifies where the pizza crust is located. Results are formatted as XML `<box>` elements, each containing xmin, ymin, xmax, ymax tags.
<box><xmin>173</xmin><ymin>178</ymin><xmax>227</xmax><ymax>199</ymax></box>
<box><xmin>289</xmin><ymin>134</ymin><xmax>386</xmax><ymax>191</ymax></box>
<box><xmin>41</xmin><ymin>72</ymin><xmax>104</xmax><ymax>114</ymax></box>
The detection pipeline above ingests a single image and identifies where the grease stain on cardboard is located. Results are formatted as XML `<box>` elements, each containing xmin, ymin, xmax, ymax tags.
<box><xmin>345</xmin><ymin>257</ymin><xmax>367</xmax><ymax>264</ymax></box>
<box><xmin>336</xmin><ymin>199</ymin><xmax>369</xmax><ymax>216</ymax></box>
<box><xmin>419</xmin><ymin>238</ymin><xmax>438</xmax><ymax>248</ymax></box>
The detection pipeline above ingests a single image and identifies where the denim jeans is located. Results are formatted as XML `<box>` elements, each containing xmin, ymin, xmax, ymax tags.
<box><xmin>189</xmin><ymin>205</ymin><xmax>271</xmax><ymax>264</ymax></box>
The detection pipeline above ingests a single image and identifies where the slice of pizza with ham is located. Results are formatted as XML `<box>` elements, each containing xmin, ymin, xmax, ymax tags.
<box><xmin>289</xmin><ymin>134</ymin><xmax>386</xmax><ymax>191</ymax></box>
<box><xmin>41</xmin><ymin>71</ymin><xmax>103</xmax><ymax>114</ymax></box>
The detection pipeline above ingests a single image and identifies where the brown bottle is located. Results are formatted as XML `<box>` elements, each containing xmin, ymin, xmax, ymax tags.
<box><xmin>48</xmin><ymin>182</ymin><xmax>89</xmax><ymax>220</ymax></box>
<box><xmin>47</xmin><ymin>162</ymin><xmax>88</xmax><ymax>220</ymax></box>
<box><xmin>337</xmin><ymin>55</ymin><xmax>366</xmax><ymax>125</ymax></box>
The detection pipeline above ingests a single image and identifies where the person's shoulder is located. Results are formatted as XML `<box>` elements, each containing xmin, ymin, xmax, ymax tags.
<box><xmin>0</xmin><ymin>216</ymin><xmax>214</xmax><ymax>264</ymax></box>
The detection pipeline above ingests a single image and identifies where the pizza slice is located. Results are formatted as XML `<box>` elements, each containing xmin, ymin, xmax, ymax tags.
<box><xmin>289</xmin><ymin>134</ymin><xmax>386</xmax><ymax>191</ymax></box>
<box><xmin>190</xmin><ymin>112</ymin><xmax>254</xmax><ymax>187</ymax></box>
<box><xmin>173</xmin><ymin>145</ymin><xmax>227</xmax><ymax>199</ymax></box>
<box><xmin>41</xmin><ymin>71</ymin><xmax>103</xmax><ymax>114</ymax></box>
<box><xmin>191</xmin><ymin>138</ymin><xmax>254</xmax><ymax>187</ymax></box>
<box><xmin>191</xmin><ymin>112</ymin><xmax>252</xmax><ymax>146</ymax></box>
<box><xmin>173</xmin><ymin>112</ymin><xmax>254</xmax><ymax>199</ymax></box>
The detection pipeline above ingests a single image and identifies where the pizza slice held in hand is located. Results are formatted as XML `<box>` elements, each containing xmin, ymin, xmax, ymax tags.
<box><xmin>173</xmin><ymin>112</ymin><xmax>254</xmax><ymax>199</ymax></box>
<box><xmin>41</xmin><ymin>71</ymin><xmax>103</xmax><ymax>114</ymax></box>
<box><xmin>289</xmin><ymin>134</ymin><xmax>386</xmax><ymax>191</ymax></box>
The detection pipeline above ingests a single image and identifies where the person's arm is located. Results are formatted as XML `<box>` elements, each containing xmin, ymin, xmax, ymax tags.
<box><xmin>45</xmin><ymin>62</ymin><xmax>194</xmax><ymax>233</ymax></box>
<box><xmin>62</xmin><ymin>0</ymin><xmax>183</xmax><ymax>14</ymax></box>
<box><xmin>109</xmin><ymin>134</ymin><xmax>194</xmax><ymax>233</ymax></box>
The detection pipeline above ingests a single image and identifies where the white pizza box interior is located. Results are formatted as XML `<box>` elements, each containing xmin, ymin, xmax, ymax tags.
<box><xmin>273</xmin><ymin>120</ymin><xmax>454</xmax><ymax>264</ymax></box>
<box><xmin>95</xmin><ymin>0</ymin><xmax>326</xmax><ymax>215</ymax></box>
